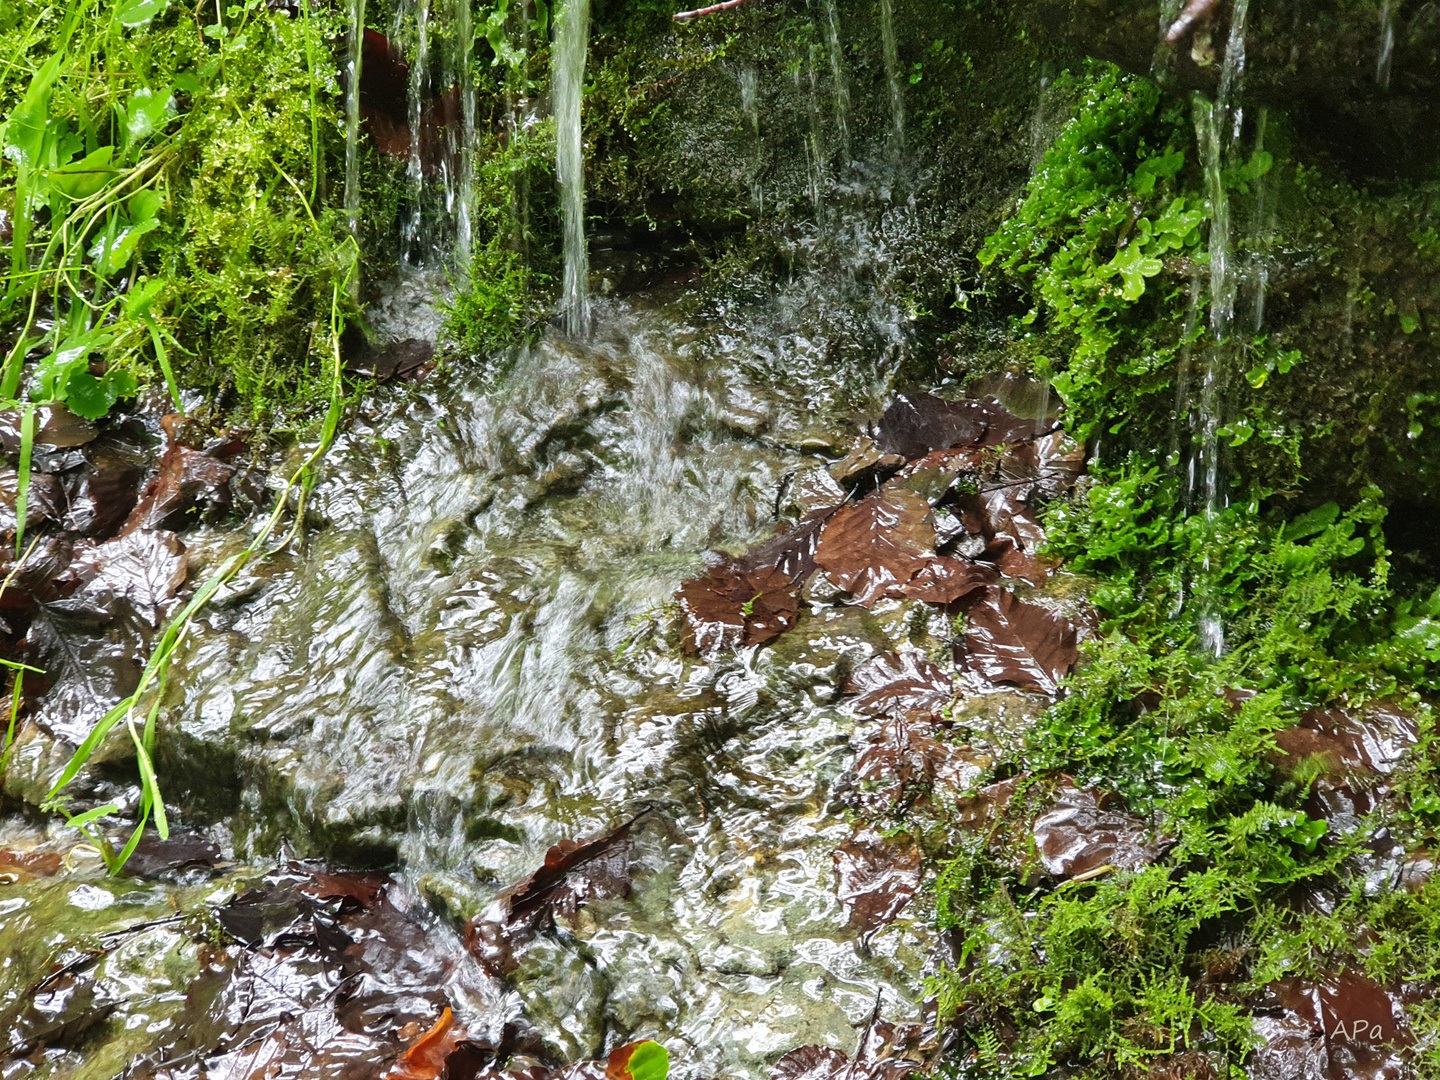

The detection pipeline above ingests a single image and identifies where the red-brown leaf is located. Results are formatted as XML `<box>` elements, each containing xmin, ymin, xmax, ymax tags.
<box><xmin>464</xmin><ymin>820</ymin><xmax>636</xmax><ymax>978</ymax></box>
<box><xmin>956</xmin><ymin>587</ymin><xmax>1078</xmax><ymax>694</ymax></box>
<box><xmin>888</xmin><ymin>556</ymin><xmax>997</xmax><ymax>603</ymax></box>
<box><xmin>834</xmin><ymin>829</ymin><xmax>922</xmax><ymax>939</ymax></box>
<box><xmin>677</xmin><ymin>559</ymin><xmax>800</xmax><ymax>656</ymax></box>
<box><xmin>845</xmin><ymin>652</ymin><xmax>953</xmax><ymax>717</ymax></box>
<box><xmin>814</xmin><ymin>490</ymin><xmax>935</xmax><ymax>605</ymax></box>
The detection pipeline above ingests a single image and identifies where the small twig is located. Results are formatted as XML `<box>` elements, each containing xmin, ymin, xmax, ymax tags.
<box><xmin>674</xmin><ymin>0</ymin><xmax>759</xmax><ymax>20</ymax></box>
<box><xmin>1166</xmin><ymin>0</ymin><xmax>1220</xmax><ymax>44</ymax></box>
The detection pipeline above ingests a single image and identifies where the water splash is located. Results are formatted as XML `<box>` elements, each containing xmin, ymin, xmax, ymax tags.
<box><xmin>453</xmin><ymin>0</ymin><xmax>477</xmax><ymax>275</ymax></box>
<box><xmin>554</xmin><ymin>0</ymin><xmax>592</xmax><ymax>336</ymax></box>
<box><xmin>401</xmin><ymin>0</ymin><xmax>432</xmax><ymax>264</ymax></box>
<box><xmin>878</xmin><ymin>0</ymin><xmax>904</xmax><ymax>164</ymax></box>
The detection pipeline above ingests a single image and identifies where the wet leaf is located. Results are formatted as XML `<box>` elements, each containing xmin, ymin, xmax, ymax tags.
<box><xmin>1270</xmin><ymin>702</ymin><xmax>1418</xmax><ymax>781</ymax></box>
<box><xmin>122</xmin><ymin>442</ymin><xmax>236</xmax><ymax>534</ymax></box>
<box><xmin>1032</xmin><ymin>785</ymin><xmax>1158</xmax><ymax>877</ymax></box>
<box><xmin>390</xmin><ymin>1008</ymin><xmax>466</xmax><ymax>1080</ymax></box>
<box><xmin>875</xmin><ymin>394</ymin><xmax>991</xmax><ymax>459</ymax></box>
<box><xmin>814</xmin><ymin>489</ymin><xmax>935</xmax><ymax>605</ymax></box>
<box><xmin>740</xmin><ymin>507</ymin><xmax>837</xmax><ymax>586</ymax></box>
<box><xmin>465</xmin><ymin>819</ymin><xmax>637</xmax><ymax>978</ymax></box>
<box><xmin>772</xmin><ymin>1014</ymin><xmax>934</xmax><ymax>1080</ymax></box>
<box><xmin>956</xmin><ymin>587</ymin><xmax>1078</xmax><ymax>694</ymax></box>
<box><xmin>834</xmin><ymin>828</ymin><xmax>922</xmax><ymax>939</ymax></box>
<box><xmin>889</xmin><ymin>557</ymin><xmax>997</xmax><ymax>603</ymax></box>
<box><xmin>845</xmin><ymin>652</ymin><xmax>952</xmax><ymax>717</ymax></box>
<box><xmin>677</xmin><ymin>559</ymin><xmax>800</xmax><ymax>656</ymax></box>
<box><xmin>0</xmin><ymin>404</ymin><xmax>97</xmax><ymax>451</ymax></box>
<box><xmin>67</xmin><ymin>528</ymin><xmax>188</xmax><ymax>628</ymax></box>
<box><xmin>1250</xmin><ymin>973</ymin><xmax>1414</xmax><ymax>1080</ymax></box>
<box><xmin>849</xmin><ymin>716</ymin><xmax>986</xmax><ymax>814</ymax></box>
<box><xmin>606</xmin><ymin>1040</ymin><xmax>669</xmax><ymax>1080</ymax></box>
<box><xmin>61</xmin><ymin>435</ymin><xmax>148</xmax><ymax>538</ymax></box>
<box><xmin>0</xmin><ymin>848</ymin><xmax>62</xmax><ymax>879</ymax></box>
<box><xmin>122</xmin><ymin>831</ymin><xmax>221</xmax><ymax>880</ymax></box>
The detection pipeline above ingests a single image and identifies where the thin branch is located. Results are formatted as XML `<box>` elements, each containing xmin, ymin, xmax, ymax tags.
<box><xmin>674</xmin><ymin>0</ymin><xmax>759</xmax><ymax>21</ymax></box>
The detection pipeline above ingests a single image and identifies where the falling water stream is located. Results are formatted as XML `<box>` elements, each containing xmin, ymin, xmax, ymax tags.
<box><xmin>1188</xmin><ymin>0</ymin><xmax>1253</xmax><ymax>656</ymax></box>
<box><xmin>554</xmin><ymin>0</ymin><xmax>592</xmax><ymax>336</ymax></box>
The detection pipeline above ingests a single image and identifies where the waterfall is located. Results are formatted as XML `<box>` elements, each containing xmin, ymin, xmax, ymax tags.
<box><xmin>878</xmin><ymin>0</ymin><xmax>904</xmax><ymax>164</ymax></box>
<box><xmin>1378</xmin><ymin>2</ymin><xmax>1395</xmax><ymax>88</ymax></box>
<box><xmin>343</xmin><ymin>0</ymin><xmax>366</xmax><ymax>243</ymax></box>
<box><xmin>1190</xmin><ymin>0</ymin><xmax>1251</xmax><ymax>656</ymax></box>
<box><xmin>554</xmin><ymin>0</ymin><xmax>592</xmax><ymax>336</ymax></box>
<box><xmin>818</xmin><ymin>0</ymin><xmax>850</xmax><ymax>165</ymax></box>
<box><xmin>401</xmin><ymin>0</ymin><xmax>431</xmax><ymax>263</ymax></box>
<box><xmin>739</xmin><ymin>66</ymin><xmax>764</xmax><ymax>211</ymax></box>
<box><xmin>453</xmin><ymin>0</ymin><xmax>476</xmax><ymax>275</ymax></box>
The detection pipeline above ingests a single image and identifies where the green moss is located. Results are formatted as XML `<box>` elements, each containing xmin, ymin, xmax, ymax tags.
<box><xmin>926</xmin><ymin>463</ymin><xmax>1440</xmax><ymax>1076</ymax></box>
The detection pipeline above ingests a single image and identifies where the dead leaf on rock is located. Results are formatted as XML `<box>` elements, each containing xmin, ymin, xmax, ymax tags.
<box><xmin>1249</xmin><ymin>972</ymin><xmax>1414</xmax><ymax>1080</ymax></box>
<box><xmin>0</xmin><ymin>849</ymin><xmax>63</xmax><ymax>880</ymax></box>
<box><xmin>835</xmin><ymin>828</ymin><xmax>922</xmax><ymax>940</ymax></box>
<box><xmin>389</xmin><ymin>1008</ymin><xmax>466</xmax><ymax>1080</ymax></box>
<box><xmin>677</xmin><ymin>559</ymin><xmax>800</xmax><ymax>657</ymax></box>
<box><xmin>742</xmin><ymin>507</ymin><xmax>838</xmax><ymax>587</ymax></box>
<box><xmin>850</xmin><ymin>716</ymin><xmax>987</xmax><ymax>814</ymax></box>
<box><xmin>465</xmin><ymin>819</ymin><xmax>637</xmax><ymax>978</ymax></box>
<box><xmin>62</xmin><ymin>436</ymin><xmax>148</xmax><ymax>538</ymax></box>
<box><xmin>1271</xmin><ymin>702</ymin><xmax>1418</xmax><ymax>781</ymax></box>
<box><xmin>123</xmin><ymin>443</ymin><xmax>236</xmax><ymax>534</ymax></box>
<box><xmin>889</xmin><ymin>557</ymin><xmax>997</xmax><ymax>604</ymax></box>
<box><xmin>814</xmin><ymin>489</ymin><xmax>935</xmax><ymax>605</ymax></box>
<box><xmin>956</xmin><ymin>588</ymin><xmax>1077</xmax><ymax>695</ymax></box>
<box><xmin>875</xmin><ymin>395</ymin><xmax>993</xmax><ymax>459</ymax></box>
<box><xmin>772</xmin><ymin>1013</ymin><xmax>935</xmax><ymax>1080</ymax></box>
<box><xmin>885</xmin><ymin>448</ymin><xmax>985</xmax><ymax>504</ymax></box>
<box><xmin>845</xmin><ymin>652</ymin><xmax>953</xmax><ymax>717</ymax></box>
<box><xmin>66</xmin><ymin>529</ymin><xmax>187</xmax><ymax>627</ymax></box>
<box><xmin>1031</xmin><ymin>785</ymin><xmax>1158</xmax><ymax>877</ymax></box>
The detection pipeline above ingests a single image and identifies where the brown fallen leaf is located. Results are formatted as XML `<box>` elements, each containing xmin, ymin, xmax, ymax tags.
<box><xmin>888</xmin><ymin>557</ymin><xmax>997</xmax><ymax>604</ymax></box>
<box><xmin>956</xmin><ymin>588</ymin><xmax>1077</xmax><ymax>695</ymax></box>
<box><xmin>814</xmin><ymin>489</ymin><xmax>936</xmax><ymax>605</ymax></box>
<box><xmin>835</xmin><ymin>829</ymin><xmax>922</xmax><ymax>940</ymax></box>
<box><xmin>677</xmin><ymin>559</ymin><xmax>800</xmax><ymax>656</ymax></box>
<box><xmin>0</xmin><ymin>849</ymin><xmax>63</xmax><ymax>879</ymax></box>
<box><xmin>845</xmin><ymin>652</ymin><xmax>953</xmax><ymax>717</ymax></box>
<box><xmin>772</xmin><ymin>1013</ymin><xmax>935</xmax><ymax>1080</ymax></box>
<box><xmin>851</xmin><ymin>716</ymin><xmax>986</xmax><ymax>814</ymax></box>
<box><xmin>1250</xmin><ymin>972</ymin><xmax>1414</xmax><ymax>1080</ymax></box>
<box><xmin>1270</xmin><ymin>702</ymin><xmax>1418</xmax><ymax>781</ymax></box>
<box><xmin>875</xmin><ymin>394</ymin><xmax>993</xmax><ymax>459</ymax></box>
<box><xmin>65</xmin><ymin>528</ymin><xmax>188</xmax><ymax>627</ymax></box>
<box><xmin>1032</xmin><ymin>786</ymin><xmax>1158</xmax><ymax>877</ymax></box>
<box><xmin>62</xmin><ymin>436</ymin><xmax>148</xmax><ymax>538</ymax></box>
<box><xmin>123</xmin><ymin>442</ymin><xmax>236</xmax><ymax>535</ymax></box>
<box><xmin>465</xmin><ymin>820</ymin><xmax>637</xmax><ymax>978</ymax></box>
<box><xmin>741</xmin><ymin>507</ymin><xmax>838</xmax><ymax>586</ymax></box>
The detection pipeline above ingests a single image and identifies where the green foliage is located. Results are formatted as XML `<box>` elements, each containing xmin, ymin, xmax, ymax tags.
<box><xmin>978</xmin><ymin>64</ymin><xmax>1199</xmax><ymax>445</ymax></box>
<box><xmin>928</xmin><ymin>465</ymin><xmax>1440</xmax><ymax>1076</ymax></box>
<box><xmin>0</xmin><ymin>0</ymin><xmax>357</xmax><ymax>422</ymax></box>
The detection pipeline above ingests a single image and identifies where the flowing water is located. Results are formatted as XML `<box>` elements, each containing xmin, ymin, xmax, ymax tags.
<box><xmin>343</xmin><ymin>0</ymin><xmax>367</xmax><ymax>244</ymax></box>
<box><xmin>878</xmin><ymin>0</ymin><xmax>904</xmax><ymax>164</ymax></box>
<box><xmin>0</xmin><ymin>6</ymin><xmax>1005</xmax><ymax>1076</ymax></box>
<box><xmin>1188</xmin><ymin>0</ymin><xmax>1253</xmax><ymax>656</ymax></box>
<box><xmin>554</xmin><ymin>0</ymin><xmax>592</xmax><ymax>336</ymax></box>
<box><xmin>169</xmin><ymin>292</ymin><xmax>929</xmax><ymax>1076</ymax></box>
